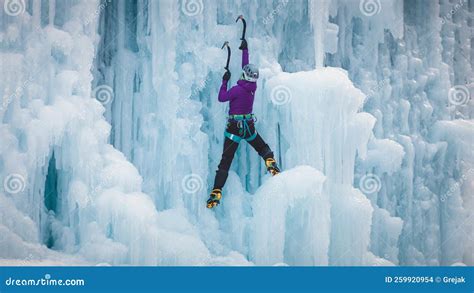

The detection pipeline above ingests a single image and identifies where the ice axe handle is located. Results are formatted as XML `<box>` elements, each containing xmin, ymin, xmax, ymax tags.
<box><xmin>221</xmin><ymin>41</ymin><xmax>231</xmax><ymax>70</ymax></box>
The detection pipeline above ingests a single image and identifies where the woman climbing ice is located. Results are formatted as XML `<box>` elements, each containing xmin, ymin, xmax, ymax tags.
<box><xmin>207</xmin><ymin>22</ymin><xmax>281</xmax><ymax>209</ymax></box>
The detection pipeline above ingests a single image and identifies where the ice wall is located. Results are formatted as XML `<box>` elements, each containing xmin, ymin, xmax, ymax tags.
<box><xmin>0</xmin><ymin>0</ymin><xmax>247</xmax><ymax>266</ymax></box>
<box><xmin>325</xmin><ymin>0</ymin><xmax>473</xmax><ymax>265</ymax></box>
<box><xmin>251</xmin><ymin>166</ymin><xmax>329</xmax><ymax>266</ymax></box>
<box><xmin>264</xmin><ymin>68</ymin><xmax>380</xmax><ymax>265</ymax></box>
<box><xmin>431</xmin><ymin>120</ymin><xmax>474</xmax><ymax>265</ymax></box>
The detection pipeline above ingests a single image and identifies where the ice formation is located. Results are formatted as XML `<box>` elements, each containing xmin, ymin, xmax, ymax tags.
<box><xmin>0</xmin><ymin>0</ymin><xmax>472</xmax><ymax>266</ymax></box>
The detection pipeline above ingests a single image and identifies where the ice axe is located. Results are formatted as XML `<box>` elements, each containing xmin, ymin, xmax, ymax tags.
<box><xmin>235</xmin><ymin>15</ymin><xmax>246</xmax><ymax>40</ymax></box>
<box><xmin>221</xmin><ymin>41</ymin><xmax>231</xmax><ymax>71</ymax></box>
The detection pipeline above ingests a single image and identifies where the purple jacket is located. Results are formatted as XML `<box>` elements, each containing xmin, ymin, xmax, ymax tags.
<box><xmin>218</xmin><ymin>49</ymin><xmax>256</xmax><ymax>115</ymax></box>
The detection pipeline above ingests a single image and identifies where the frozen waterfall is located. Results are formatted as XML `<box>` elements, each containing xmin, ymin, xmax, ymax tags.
<box><xmin>0</xmin><ymin>0</ymin><xmax>472</xmax><ymax>266</ymax></box>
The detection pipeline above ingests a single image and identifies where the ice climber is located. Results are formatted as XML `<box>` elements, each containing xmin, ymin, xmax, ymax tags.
<box><xmin>206</xmin><ymin>37</ymin><xmax>281</xmax><ymax>209</ymax></box>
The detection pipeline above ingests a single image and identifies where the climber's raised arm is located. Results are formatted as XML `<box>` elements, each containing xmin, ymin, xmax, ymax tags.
<box><xmin>218</xmin><ymin>71</ymin><xmax>236</xmax><ymax>102</ymax></box>
<box><xmin>240</xmin><ymin>39</ymin><xmax>249</xmax><ymax>68</ymax></box>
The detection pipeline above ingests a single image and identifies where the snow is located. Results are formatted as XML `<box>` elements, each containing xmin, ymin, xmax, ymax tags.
<box><xmin>0</xmin><ymin>0</ymin><xmax>472</xmax><ymax>266</ymax></box>
<box><xmin>251</xmin><ymin>166</ymin><xmax>329</xmax><ymax>266</ymax></box>
<box><xmin>362</xmin><ymin>139</ymin><xmax>405</xmax><ymax>174</ymax></box>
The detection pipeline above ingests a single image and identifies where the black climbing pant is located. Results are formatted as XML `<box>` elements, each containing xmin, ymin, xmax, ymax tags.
<box><xmin>213</xmin><ymin>119</ymin><xmax>274</xmax><ymax>190</ymax></box>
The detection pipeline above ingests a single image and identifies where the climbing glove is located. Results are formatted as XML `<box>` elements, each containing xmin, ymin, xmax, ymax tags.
<box><xmin>239</xmin><ymin>39</ymin><xmax>248</xmax><ymax>50</ymax></box>
<box><xmin>223</xmin><ymin>70</ymin><xmax>231</xmax><ymax>81</ymax></box>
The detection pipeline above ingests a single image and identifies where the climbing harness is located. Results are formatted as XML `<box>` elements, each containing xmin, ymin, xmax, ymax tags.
<box><xmin>225</xmin><ymin>114</ymin><xmax>257</xmax><ymax>143</ymax></box>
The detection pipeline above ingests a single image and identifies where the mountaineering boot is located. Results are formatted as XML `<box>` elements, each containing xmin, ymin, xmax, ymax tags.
<box><xmin>265</xmin><ymin>158</ymin><xmax>280</xmax><ymax>176</ymax></box>
<box><xmin>206</xmin><ymin>188</ymin><xmax>222</xmax><ymax>209</ymax></box>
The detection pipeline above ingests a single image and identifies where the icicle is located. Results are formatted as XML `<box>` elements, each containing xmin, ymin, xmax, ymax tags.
<box><xmin>309</xmin><ymin>0</ymin><xmax>331</xmax><ymax>68</ymax></box>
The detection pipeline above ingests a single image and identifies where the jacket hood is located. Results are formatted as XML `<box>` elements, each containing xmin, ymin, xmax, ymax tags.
<box><xmin>237</xmin><ymin>79</ymin><xmax>257</xmax><ymax>93</ymax></box>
